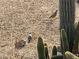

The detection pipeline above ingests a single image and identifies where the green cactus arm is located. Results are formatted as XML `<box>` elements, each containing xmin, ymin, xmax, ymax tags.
<box><xmin>44</xmin><ymin>43</ymin><xmax>50</xmax><ymax>59</ymax></box>
<box><xmin>60</xmin><ymin>29</ymin><xmax>69</xmax><ymax>53</ymax></box>
<box><xmin>37</xmin><ymin>37</ymin><xmax>46</xmax><ymax>59</ymax></box>
<box><xmin>52</xmin><ymin>46</ymin><xmax>57</xmax><ymax>56</ymax></box>
<box><xmin>65</xmin><ymin>51</ymin><xmax>79</xmax><ymax>59</ymax></box>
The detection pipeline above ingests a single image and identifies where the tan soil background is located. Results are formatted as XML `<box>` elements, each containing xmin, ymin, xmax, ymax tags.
<box><xmin>0</xmin><ymin>0</ymin><xmax>79</xmax><ymax>59</ymax></box>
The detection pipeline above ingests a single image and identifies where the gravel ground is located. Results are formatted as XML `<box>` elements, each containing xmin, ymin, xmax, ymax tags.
<box><xmin>0</xmin><ymin>0</ymin><xmax>79</xmax><ymax>59</ymax></box>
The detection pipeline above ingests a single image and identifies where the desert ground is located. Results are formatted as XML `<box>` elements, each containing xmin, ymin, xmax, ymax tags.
<box><xmin>0</xmin><ymin>0</ymin><xmax>79</xmax><ymax>59</ymax></box>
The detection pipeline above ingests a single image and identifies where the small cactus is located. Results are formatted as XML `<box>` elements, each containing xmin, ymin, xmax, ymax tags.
<box><xmin>37</xmin><ymin>37</ymin><xmax>46</xmax><ymax>59</ymax></box>
<box><xmin>52</xmin><ymin>46</ymin><xmax>57</xmax><ymax>56</ymax></box>
<box><xmin>65</xmin><ymin>51</ymin><xmax>79</xmax><ymax>59</ymax></box>
<box><xmin>60</xmin><ymin>29</ymin><xmax>69</xmax><ymax>54</ymax></box>
<box><xmin>44</xmin><ymin>43</ymin><xmax>50</xmax><ymax>59</ymax></box>
<box><xmin>60</xmin><ymin>29</ymin><xmax>69</xmax><ymax>59</ymax></box>
<box><xmin>57</xmin><ymin>46</ymin><xmax>62</xmax><ymax>52</ymax></box>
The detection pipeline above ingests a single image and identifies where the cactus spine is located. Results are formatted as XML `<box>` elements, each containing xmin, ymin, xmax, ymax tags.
<box><xmin>37</xmin><ymin>37</ymin><xmax>46</xmax><ymax>59</ymax></box>
<box><xmin>60</xmin><ymin>29</ymin><xmax>69</xmax><ymax>59</ymax></box>
<box><xmin>59</xmin><ymin>0</ymin><xmax>75</xmax><ymax>52</ymax></box>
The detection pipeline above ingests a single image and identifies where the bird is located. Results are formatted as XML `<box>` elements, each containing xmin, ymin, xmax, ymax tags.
<box><xmin>15</xmin><ymin>40</ymin><xmax>26</xmax><ymax>49</ymax></box>
<box><xmin>28</xmin><ymin>33</ymin><xmax>32</xmax><ymax>43</ymax></box>
<box><xmin>49</xmin><ymin>10</ymin><xmax>58</xmax><ymax>19</ymax></box>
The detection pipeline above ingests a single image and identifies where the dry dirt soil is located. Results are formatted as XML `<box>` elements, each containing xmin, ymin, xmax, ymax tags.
<box><xmin>0</xmin><ymin>0</ymin><xmax>79</xmax><ymax>59</ymax></box>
